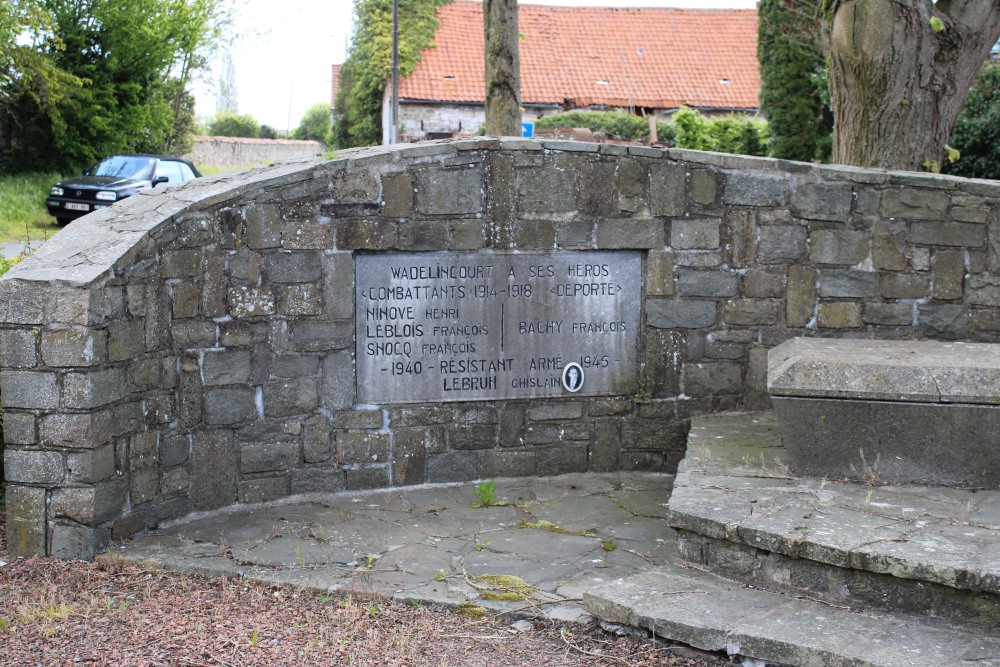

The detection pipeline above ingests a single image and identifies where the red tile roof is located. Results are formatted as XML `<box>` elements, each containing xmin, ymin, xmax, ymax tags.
<box><xmin>399</xmin><ymin>2</ymin><xmax>760</xmax><ymax>111</ymax></box>
<box><xmin>331</xmin><ymin>64</ymin><xmax>341</xmax><ymax>108</ymax></box>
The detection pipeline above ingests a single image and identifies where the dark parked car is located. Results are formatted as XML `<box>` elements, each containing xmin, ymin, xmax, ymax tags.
<box><xmin>46</xmin><ymin>154</ymin><xmax>201</xmax><ymax>225</ymax></box>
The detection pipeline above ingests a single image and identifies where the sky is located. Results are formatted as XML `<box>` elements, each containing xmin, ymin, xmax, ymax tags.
<box><xmin>193</xmin><ymin>0</ymin><xmax>757</xmax><ymax>134</ymax></box>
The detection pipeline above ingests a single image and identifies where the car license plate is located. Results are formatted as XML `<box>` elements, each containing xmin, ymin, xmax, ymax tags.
<box><xmin>64</xmin><ymin>202</ymin><xmax>90</xmax><ymax>211</ymax></box>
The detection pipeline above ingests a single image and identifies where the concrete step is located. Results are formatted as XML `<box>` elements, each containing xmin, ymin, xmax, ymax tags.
<box><xmin>583</xmin><ymin>565</ymin><xmax>1000</xmax><ymax>667</ymax></box>
<box><xmin>667</xmin><ymin>412</ymin><xmax>1000</xmax><ymax>631</ymax></box>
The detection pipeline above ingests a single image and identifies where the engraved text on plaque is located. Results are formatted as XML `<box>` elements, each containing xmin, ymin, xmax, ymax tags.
<box><xmin>355</xmin><ymin>251</ymin><xmax>641</xmax><ymax>403</ymax></box>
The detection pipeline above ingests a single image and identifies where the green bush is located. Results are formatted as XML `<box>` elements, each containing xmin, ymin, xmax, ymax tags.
<box><xmin>671</xmin><ymin>108</ymin><xmax>768</xmax><ymax>156</ymax></box>
<box><xmin>207</xmin><ymin>112</ymin><xmax>261</xmax><ymax>138</ymax></box>
<box><xmin>534</xmin><ymin>110</ymin><xmax>676</xmax><ymax>144</ymax></box>
<box><xmin>531</xmin><ymin>108</ymin><xmax>765</xmax><ymax>156</ymax></box>
<box><xmin>537</xmin><ymin>111</ymin><xmax>642</xmax><ymax>139</ymax></box>
<box><xmin>944</xmin><ymin>62</ymin><xmax>1000</xmax><ymax>180</ymax></box>
<box><xmin>292</xmin><ymin>103</ymin><xmax>333</xmax><ymax>144</ymax></box>
<box><xmin>1</xmin><ymin>0</ymin><xmax>224</xmax><ymax>174</ymax></box>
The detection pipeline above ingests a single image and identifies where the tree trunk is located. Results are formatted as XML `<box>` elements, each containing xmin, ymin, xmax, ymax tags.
<box><xmin>484</xmin><ymin>0</ymin><xmax>521</xmax><ymax>136</ymax></box>
<box><xmin>826</xmin><ymin>0</ymin><xmax>1000</xmax><ymax>171</ymax></box>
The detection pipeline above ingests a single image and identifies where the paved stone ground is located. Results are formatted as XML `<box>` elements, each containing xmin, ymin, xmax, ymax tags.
<box><xmin>116</xmin><ymin>472</ymin><xmax>676</xmax><ymax>622</ymax></box>
<box><xmin>115</xmin><ymin>413</ymin><xmax>1000</xmax><ymax>665</ymax></box>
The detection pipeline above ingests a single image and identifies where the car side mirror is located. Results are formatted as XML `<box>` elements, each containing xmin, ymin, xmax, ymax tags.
<box><xmin>152</xmin><ymin>176</ymin><xmax>169</xmax><ymax>187</ymax></box>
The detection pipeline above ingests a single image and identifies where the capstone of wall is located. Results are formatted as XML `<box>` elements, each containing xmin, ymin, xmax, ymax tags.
<box><xmin>2</xmin><ymin>138</ymin><xmax>999</xmax><ymax>559</ymax></box>
<box><xmin>184</xmin><ymin>136</ymin><xmax>325</xmax><ymax>169</ymax></box>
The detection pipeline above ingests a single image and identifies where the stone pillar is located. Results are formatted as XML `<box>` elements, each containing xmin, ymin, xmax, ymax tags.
<box><xmin>1</xmin><ymin>280</ymin><xmax>124</xmax><ymax>557</ymax></box>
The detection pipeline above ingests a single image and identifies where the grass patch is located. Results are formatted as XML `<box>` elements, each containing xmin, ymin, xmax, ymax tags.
<box><xmin>0</xmin><ymin>172</ymin><xmax>64</xmax><ymax>244</ymax></box>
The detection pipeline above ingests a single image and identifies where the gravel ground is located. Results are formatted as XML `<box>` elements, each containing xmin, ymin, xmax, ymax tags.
<box><xmin>0</xmin><ymin>509</ymin><xmax>732</xmax><ymax>667</ymax></box>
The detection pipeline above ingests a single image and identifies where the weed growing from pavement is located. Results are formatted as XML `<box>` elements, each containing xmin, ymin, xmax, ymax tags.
<box><xmin>851</xmin><ymin>449</ymin><xmax>882</xmax><ymax>485</ymax></box>
<box><xmin>471</xmin><ymin>479</ymin><xmax>508</xmax><ymax>508</ymax></box>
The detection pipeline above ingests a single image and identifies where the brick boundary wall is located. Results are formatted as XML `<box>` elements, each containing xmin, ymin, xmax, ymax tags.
<box><xmin>2</xmin><ymin>138</ymin><xmax>999</xmax><ymax>558</ymax></box>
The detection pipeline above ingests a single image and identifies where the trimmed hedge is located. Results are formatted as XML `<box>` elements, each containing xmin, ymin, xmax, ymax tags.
<box><xmin>535</xmin><ymin>110</ymin><xmax>676</xmax><ymax>144</ymax></box>
<box><xmin>535</xmin><ymin>108</ymin><xmax>768</xmax><ymax>156</ymax></box>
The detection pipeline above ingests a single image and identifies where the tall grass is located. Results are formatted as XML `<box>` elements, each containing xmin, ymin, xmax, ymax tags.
<box><xmin>0</xmin><ymin>172</ymin><xmax>64</xmax><ymax>244</ymax></box>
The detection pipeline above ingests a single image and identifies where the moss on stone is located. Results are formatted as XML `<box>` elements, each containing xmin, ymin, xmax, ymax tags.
<box><xmin>474</xmin><ymin>574</ymin><xmax>535</xmax><ymax>602</ymax></box>
<box><xmin>454</xmin><ymin>601</ymin><xmax>489</xmax><ymax>619</ymax></box>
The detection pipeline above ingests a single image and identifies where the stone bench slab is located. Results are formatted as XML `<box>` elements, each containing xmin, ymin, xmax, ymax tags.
<box><xmin>767</xmin><ymin>338</ymin><xmax>1000</xmax><ymax>404</ymax></box>
<box><xmin>767</xmin><ymin>338</ymin><xmax>1000</xmax><ymax>486</ymax></box>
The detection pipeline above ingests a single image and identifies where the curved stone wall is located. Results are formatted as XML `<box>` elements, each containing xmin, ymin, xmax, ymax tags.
<box><xmin>2</xmin><ymin>138</ymin><xmax>999</xmax><ymax>558</ymax></box>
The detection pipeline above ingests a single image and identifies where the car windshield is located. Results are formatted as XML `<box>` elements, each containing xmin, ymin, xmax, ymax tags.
<box><xmin>86</xmin><ymin>156</ymin><xmax>156</xmax><ymax>180</ymax></box>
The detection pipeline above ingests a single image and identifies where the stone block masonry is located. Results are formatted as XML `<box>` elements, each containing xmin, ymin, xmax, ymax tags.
<box><xmin>2</xmin><ymin>139</ymin><xmax>999</xmax><ymax>558</ymax></box>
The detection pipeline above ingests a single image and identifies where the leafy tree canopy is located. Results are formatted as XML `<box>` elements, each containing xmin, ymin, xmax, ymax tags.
<box><xmin>207</xmin><ymin>112</ymin><xmax>261</xmax><ymax>138</ymax></box>
<box><xmin>944</xmin><ymin>62</ymin><xmax>1000</xmax><ymax>180</ymax></box>
<box><xmin>671</xmin><ymin>108</ymin><xmax>768</xmax><ymax>156</ymax></box>
<box><xmin>333</xmin><ymin>0</ymin><xmax>451</xmax><ymax>148</ymax></box>
<box><xmin>533</xmin><ymin>108</ymin><xmax>766</xmax><ymax>156</ymax></box>
<box><xmin>535</xmin><ymin>110</ymin><xmax>676</xmax><ymax>144</ymax></box>
<box><xmin>292</xmin><ymin>103</ymin><xmax>332</xmax><ymax>143</ymax></box>
<box><xmin>1</xmin><ymin>0</ymin><xmax>230</xmax><ymax>173</ymax></box>
<box><xmin>758</xmin><ymin>0</ymin><xmax>831</xmax><ymax>162</ymax></box>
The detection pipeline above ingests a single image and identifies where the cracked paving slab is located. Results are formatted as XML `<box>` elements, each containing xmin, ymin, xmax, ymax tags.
<box><xmin>114</xmin><ymin>472</ymin><xmax>675</xmax><ymax>619</ymax></box>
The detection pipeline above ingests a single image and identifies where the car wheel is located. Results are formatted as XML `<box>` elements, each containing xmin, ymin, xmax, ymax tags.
<box><xmin>56</xmin><ymin>217</ymin><xmax>72</xmax><ymax>226</ymax></box>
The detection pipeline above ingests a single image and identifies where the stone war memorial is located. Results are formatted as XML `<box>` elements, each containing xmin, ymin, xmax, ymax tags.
<box><xmin>4</xmin><ymin>135</ymin><xmax>1000</xmax><ymax>557</ymax></box>
<box><xmin>3</xmin><ymin>137</ymin><xmax>1000</xmax><ymax>663</ymax></box>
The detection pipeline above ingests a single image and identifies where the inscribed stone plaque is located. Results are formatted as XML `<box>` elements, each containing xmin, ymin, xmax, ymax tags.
<box><xmin>356</xmin><ymin>251</ymin><xmax>641</xmax><ymax>403</ymax></box>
